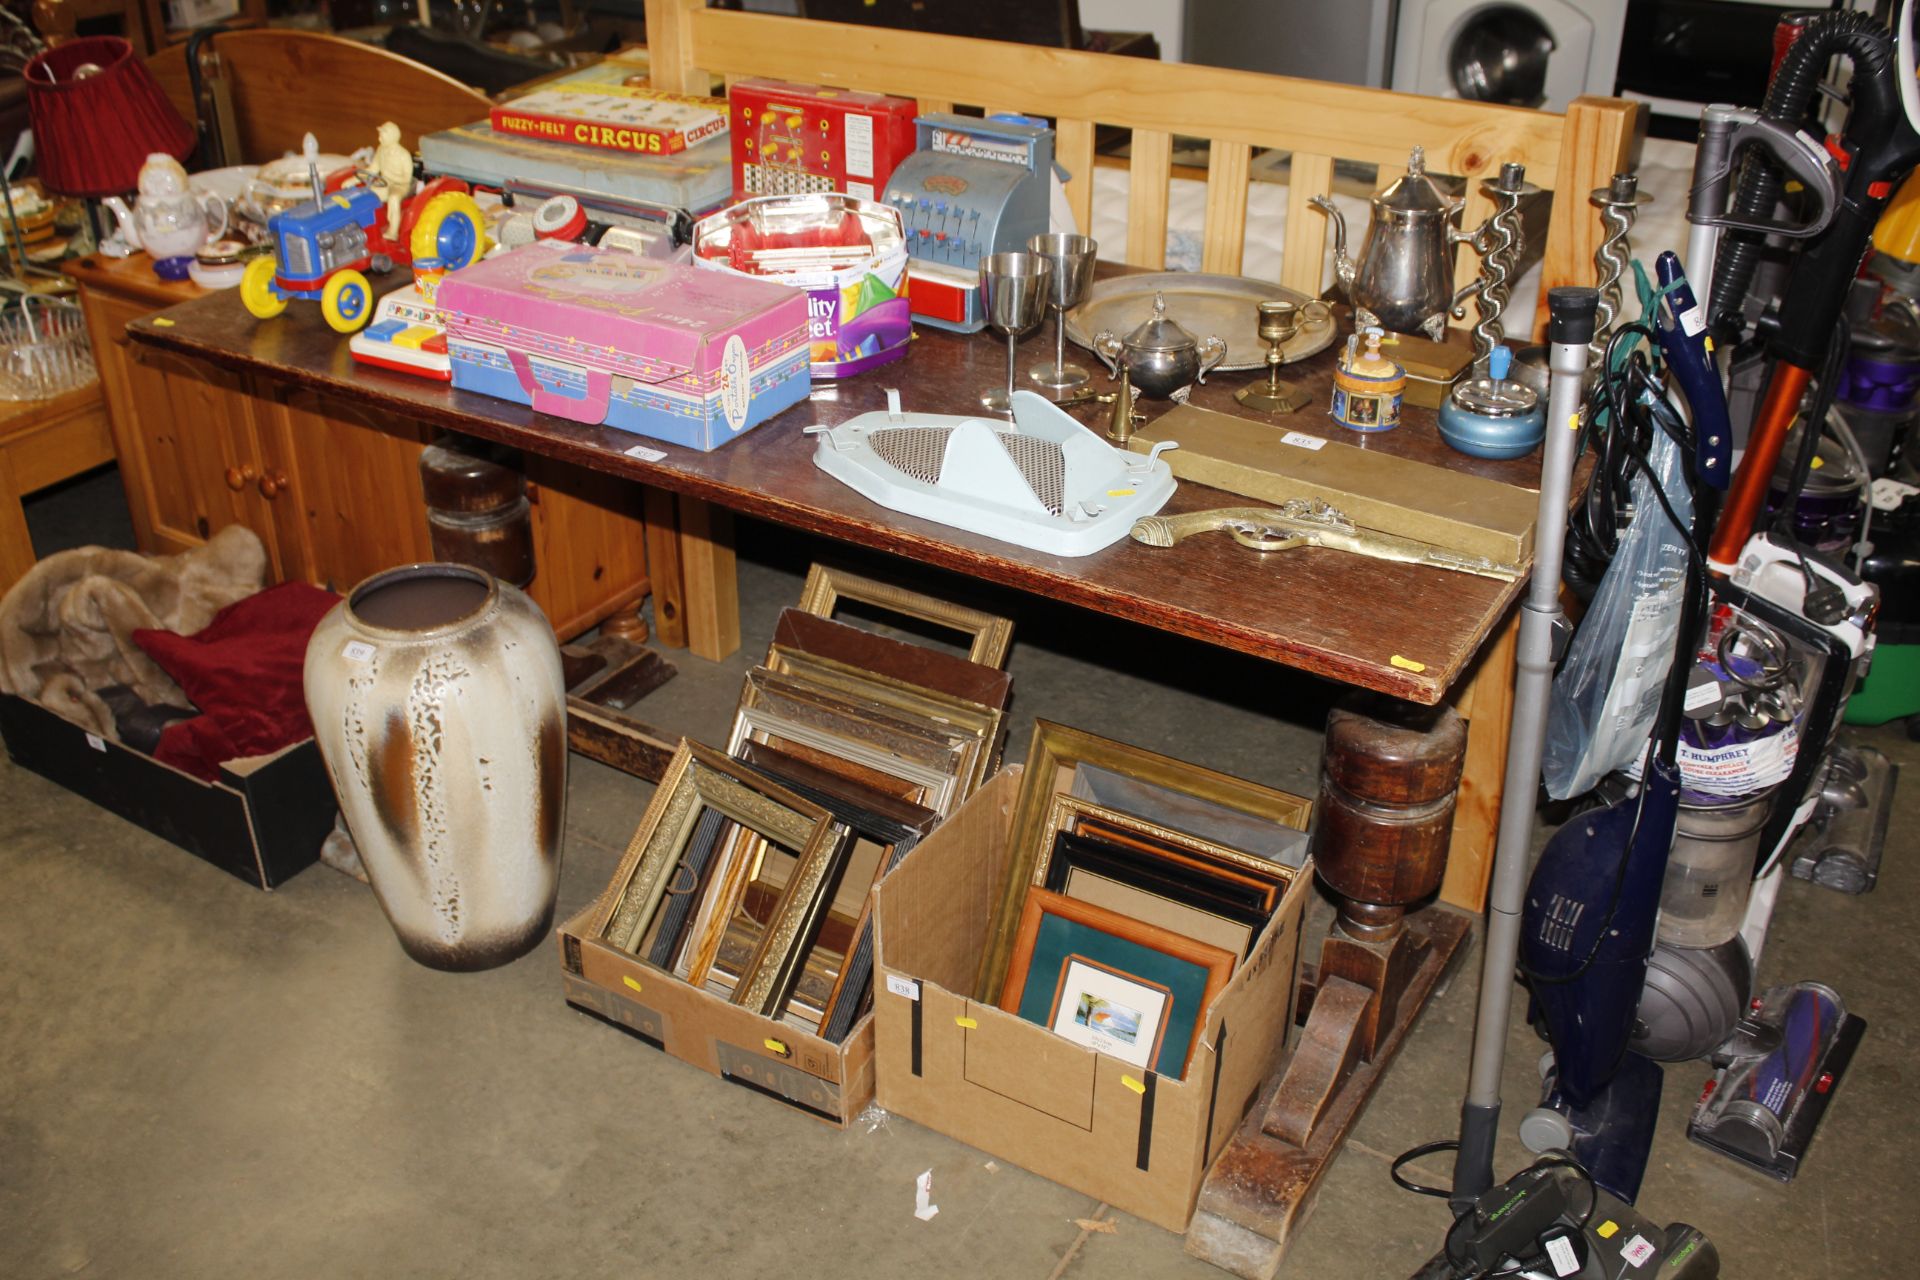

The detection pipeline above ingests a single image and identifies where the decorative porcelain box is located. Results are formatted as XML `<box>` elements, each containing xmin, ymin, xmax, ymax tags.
<box><xmin>437</xmin><ymin>241</ymin><xmax>811</xmax><ymax>451</ymax></box>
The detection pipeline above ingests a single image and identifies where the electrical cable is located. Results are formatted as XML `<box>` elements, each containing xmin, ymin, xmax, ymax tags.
<box><xmin>1565</xmin><ymin>324</ymin><xmax>1708</xmax><ymax>594</ymax></box>
<box><xmin>1390</xmin><ymin>1139</ymin><xmax>1459</xmax><ymax>1198</ymax></box>
<box><xmin>1824</xmin><ymin>404</ymin><xmax>1875</xmax><ymax>568</ymax></box>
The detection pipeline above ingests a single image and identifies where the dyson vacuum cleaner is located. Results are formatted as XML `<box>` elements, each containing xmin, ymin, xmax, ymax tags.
<box><xmin>1411</xmin><ymin>18</ymin><xmax>1914</xmax><ymax>1266</ymax></box>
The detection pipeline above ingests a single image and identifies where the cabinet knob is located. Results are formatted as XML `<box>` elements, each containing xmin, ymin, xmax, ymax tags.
<box><xmin>224</xmin><ymin>463</ymin><xmax>258</xmax><ymax>490</ymax></box>
<box><xmin>258</xmin><ymin>470</ymin><xmax>290</xmax><ymax>500</ymax></box>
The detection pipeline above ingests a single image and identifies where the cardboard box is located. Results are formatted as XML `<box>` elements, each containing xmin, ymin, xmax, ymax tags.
<box><xmin>873</xmin><ymin>769</ymin><xmax>1311</xmax><ymax>1233</ymax></box>
<box><xmin>0</xmin><ymin>692</ymin><xmax>333</xmax><ymax>889</ymax></box>
<box><xmin>439</xmin><ymin>241</ymin><xmax>811</xmax><ymax>451</ymax></box>
<box><xmin>418</xmin><ymin>123</ymin><xmax>733</xmax><ymax>223</ymax></box>
<box><xmin>556</xmin><ymin>904</ymin><xmax>877</xmax><ymax>1127</ymax></box>
<box><xmin>491</xmin><ymin>84</ymin><xmax>728</xmax><ymax>156</ymax></box>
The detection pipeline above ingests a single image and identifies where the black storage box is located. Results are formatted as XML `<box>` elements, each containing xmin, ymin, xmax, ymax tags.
<box><xmin>0</xmin><ymin>692</ymin><xmax>335</xmax><ymax>889</ymax></box>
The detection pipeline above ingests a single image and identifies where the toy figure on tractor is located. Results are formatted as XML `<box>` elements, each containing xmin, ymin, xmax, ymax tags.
<box><xmin>240</xmin><ymin>168</ymin><xmax>487</xmax><ymax>334</ymax></box>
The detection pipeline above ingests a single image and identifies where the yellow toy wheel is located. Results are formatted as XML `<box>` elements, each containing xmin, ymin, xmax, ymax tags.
<box><xmin>409</xmin><ymin>191</ymin><xmax>489</xmax><ymax>271</ymax></box>
<box><xmin>320</xmin><ymin>269</ymin><xmax>373</xmax><ymax>333</ymax></box>
<box><xmin>239</xmin><ymin>256</ymin><xmax>286</xmax><ymax>319</ymax></box>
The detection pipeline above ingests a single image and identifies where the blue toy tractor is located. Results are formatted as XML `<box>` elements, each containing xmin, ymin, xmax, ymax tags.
<box><xmin>240</xmin><ymin>177</ymin><xmax>487</xmax><ymax>334</ymax></box>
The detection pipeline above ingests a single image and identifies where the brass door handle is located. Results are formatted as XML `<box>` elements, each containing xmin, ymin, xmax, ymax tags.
<box><xmin>224</xmin><ymin>463</ymin><xmax>258</xmax><ymax>490</ymax></box>
<box><xmin>258</xmin><ymin>469</ymin><xmax>289</xmax><ymax>500</ymax></box>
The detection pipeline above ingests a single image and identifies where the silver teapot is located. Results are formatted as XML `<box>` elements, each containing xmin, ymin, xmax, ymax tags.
<box><xmin>1309</xmin><ymin>147</ymin><xmax>1484</xmax><ymax>341</ymax></box>
<box><xmin>1092</xmin><ymin>293</ymin><xmax>1226</xmax><ymax>400</ymax></box>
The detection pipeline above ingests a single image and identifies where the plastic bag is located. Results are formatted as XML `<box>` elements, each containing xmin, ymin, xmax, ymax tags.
<box><xmin>1543</xmin><ymin>427</ymin><xmax>1695</xmax><ymax>799</ymax></box>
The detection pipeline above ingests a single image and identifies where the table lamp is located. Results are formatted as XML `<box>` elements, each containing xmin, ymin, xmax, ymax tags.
<box><xmin>23</xmin><ymin>36</ymin><xmax>193</xmax><ymax>199</ymax></box>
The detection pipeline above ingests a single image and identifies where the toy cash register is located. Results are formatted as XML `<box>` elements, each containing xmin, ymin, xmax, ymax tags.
<box><xmin>881</xmin><ymin>114</ymin><xmax>1054</xmax><ymax>333</ymax></box>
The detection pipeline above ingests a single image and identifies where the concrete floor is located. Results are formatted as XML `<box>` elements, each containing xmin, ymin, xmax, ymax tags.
<box><xmin>4</xmin><ymin>472</ymin><xmax>1915</xmax><ymax>1278</ymax></box>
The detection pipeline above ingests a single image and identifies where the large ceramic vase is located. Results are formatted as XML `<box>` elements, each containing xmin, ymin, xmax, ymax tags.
<box><xmin>305</xmin><ymin>563</ymin><xmax>566</xmax><ymax>970</ymax></box>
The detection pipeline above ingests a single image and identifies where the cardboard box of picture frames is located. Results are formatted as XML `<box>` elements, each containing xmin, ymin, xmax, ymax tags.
<box><xmin>872</xmin><ymin>768</ymin><xmax>1313</xmax><ymax>1233</ymax></box>
<box><xmin>555</xmin><ymin>901</ymin><xmax>878</xmax><ymax>1128</ymax></box>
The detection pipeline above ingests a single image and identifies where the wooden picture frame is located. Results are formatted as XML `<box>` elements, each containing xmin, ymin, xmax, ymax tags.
<box><xmin>1036</xmin><ymin>793</ymin><xmax>1298</xmax><ymax>905</ymax></box>
<box><xmin>729</xmin><ymin>669</ymin><xmax>977</xmax><ymax>816</ymax></box>
<box><xmin>733</xmin><ymin>820</ymin><xmax>858</xmax><ymax>1016</ymax></box>
<box><xmin>764</xmin><ymin>643</ymin><xmax>1005</xmax><ymax>793</ymax></box>
<box><xmin>736</xmin><ymin>742</ymin><xmax>939</xmax><ymax>1041</ymax></box>
<box><xmin>773</xmin><ymin>608</ymin><xmax>1014</xmax><ymax>710</ymax></box>
<box><xmin>590</xmin><ymin>741</ymin><xmax>842</xmax><ymax>959</ymax></box>
<box><xmin>797</xmin><ymin>563</ymin><xmax>1015</xmax><ymax>669</ymax></box>
<box><xmin>978</xmin><ymin>721</ymin><xmax>1312</xmax><ymax>1002</ymax></box>
<box><xmin>999</xmin><ymin>888</ymin><xmax>1236</xmax><ymax>1079</ymax></box>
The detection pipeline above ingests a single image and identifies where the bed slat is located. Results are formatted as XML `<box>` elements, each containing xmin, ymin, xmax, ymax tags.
<box><xmin>1281</xmin><ymin>152</ymin><xmax>1335</xmax><ymax>297</ymax></box>
<box><xmin>1200</xmin><ymin>141</ymin><xmax>1251</xmax><ymax>276</ymax></box>
<box><xmin>1057</xmin><ymin>118</ymin><xmax>1096</xmax><ymax>238</ymax></box>
<box><xmin>1126</xmin><ymin>129</ymin><xmax>1173</xmax><ymax>269</ymax></box>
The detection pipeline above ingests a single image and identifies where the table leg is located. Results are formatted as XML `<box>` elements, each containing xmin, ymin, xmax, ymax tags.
<box><xmin>1440</xmin><ymin>605</ymin><xmax>1520</xmax><ymax>913</ymax></box>
<box><xmin>641</xmin><ymin>487</ymin><xmax>687</xmax><ymax>650</ymax></box>
<box><xmin>676</xmin><ymin>494</ymin><xmax>740</xmax><ymax>661</ymax></box>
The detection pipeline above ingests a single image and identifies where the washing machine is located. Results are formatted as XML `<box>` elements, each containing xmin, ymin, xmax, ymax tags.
<box><xmin>1393</xmin><ymin>0</ymin><xmax>1630</xmax><ymax>113</ymax></box>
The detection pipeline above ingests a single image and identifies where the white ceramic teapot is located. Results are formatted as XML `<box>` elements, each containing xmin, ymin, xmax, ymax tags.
<box><xmin>103</xmin><ymin>153</ymin><xmax>228</xmax><ymax>280</ymax></box>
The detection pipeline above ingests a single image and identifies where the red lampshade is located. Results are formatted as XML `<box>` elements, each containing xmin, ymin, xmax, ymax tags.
<box><xmin>24</xmin><ymin>37</ymin><xmax>195</xmax><ymax>198</ymax></box>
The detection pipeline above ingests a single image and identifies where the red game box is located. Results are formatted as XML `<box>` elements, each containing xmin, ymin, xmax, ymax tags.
<box><xmin>730</xmin><ymin>79</ymin><xmax>918</xmax><ymax>203</ymax></box>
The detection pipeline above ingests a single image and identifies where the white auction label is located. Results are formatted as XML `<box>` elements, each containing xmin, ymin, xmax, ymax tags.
<box><xmin>1683</xmin><ymin>678</ymin><xmax>1723</xmax><ymax>712</ymax></box>
<box><xmin>885</xmin><ymin>974</ymin><xmax>921</xmax><ymax>1001</ymax></box>
<box><xmin>1677</xmin><ymin>304</ymin><xmax>1707</xmax><ymax>337</ymax></box>
<box><xmin>1280</xmin><ymin>431</ymin><xmax>1327</xmax><ymax>451</ymax></box>
<box><xmin>1620</xmin><ymin>1235</ymin><xmax>1656</xmax><ymax>1267</ymax></box>
<box><xmin>623</xmin><ymin>443</ymin><xmax>668</xmax><ymax>462</ymax></box>
<box><xmin>342</xmin><ymin>640</ymin><xmax>375</xmax><ymax>664</ymax></box>
<box><xmin>84</xmin><ymin>733</ymin><xmax>106</xmax><ymax>752</ymax></box>
<box><xmin>1545</xmin><ymin>1235</ymin><xmax>1579</xmax><ymax>1277</ymax></box>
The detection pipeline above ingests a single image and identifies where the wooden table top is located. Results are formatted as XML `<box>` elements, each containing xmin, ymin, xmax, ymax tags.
<box><xmin>125</xmin><ymin>272</ymin><xmax>1546</xmax><ymax>704</ymax></box>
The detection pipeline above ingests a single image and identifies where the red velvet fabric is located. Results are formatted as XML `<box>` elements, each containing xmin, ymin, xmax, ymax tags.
<box><xmin>134</xmin><ymin>582</ymin><xmax>340</xmax><ymax>782</ymax></box>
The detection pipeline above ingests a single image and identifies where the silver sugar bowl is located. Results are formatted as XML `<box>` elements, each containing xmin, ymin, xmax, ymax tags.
<box><xmin>1092</xmin><ymin>293</ymin><xmax>1227</xmax><ymax>400</ymax></box>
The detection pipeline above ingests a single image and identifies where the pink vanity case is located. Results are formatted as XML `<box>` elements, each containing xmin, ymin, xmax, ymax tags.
<box><xmin>436</xmin><ymin>240</ymin><xmax>811</xmax><ymax>450</ymax></box>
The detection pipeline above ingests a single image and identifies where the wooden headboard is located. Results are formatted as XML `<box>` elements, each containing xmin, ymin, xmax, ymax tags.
<box><xmin>642</xmin><ymin>0</ymin><xmax>1642</xmax><ymax>338</ymax></box>
<box><xmin>146</xmin><ymin>30</ymin><xmax>492</xmax><ymax>164</ymax></box>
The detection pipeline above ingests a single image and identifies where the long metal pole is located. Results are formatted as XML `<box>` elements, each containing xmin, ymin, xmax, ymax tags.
<box><xmin>1449</xmin><ymin>288</ymin><xmax>1598</xmax><ymax>1210</ymax></box>
<box><xmin>1685</xmin><ymin>106</ymin><xmax>1738</xmax><ymax>318</ymax></box>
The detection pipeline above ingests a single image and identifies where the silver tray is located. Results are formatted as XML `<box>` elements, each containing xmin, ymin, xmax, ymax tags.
<box><xmin>1064</xmin><ymin>272</ymin><xmax>1337</xmax><ymax>373</ymax></box>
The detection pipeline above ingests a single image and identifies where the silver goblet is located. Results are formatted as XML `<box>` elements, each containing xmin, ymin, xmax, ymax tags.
<box><xmin>979</xmin><ymin>251</ymin><xmax>1053</xmax><ymax>412</ymax></box>
<box><xmin>1026</xmin><ymin>232</ymin><xmax>1096</xmax><ymax>397</ymax></box>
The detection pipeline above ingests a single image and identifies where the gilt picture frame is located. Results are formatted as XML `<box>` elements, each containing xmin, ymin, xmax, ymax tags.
<box><xmin>763</xmin><ymin>643</ymin><xmax>1005</xmax><ymax>792</ymax></box>
<box><xmin>734</xmin><ymin>744</ymin><xmax>938</xmax><ymax>1036</ymax></box>
<box><xmin>590</xmin><ymin>741</ymin><xmax>841</xmax><ymax>959</ymax></box>
<box><xmin>730</xmin><ymin>669</ymin><xmax>977</xmax><ymax>815</ymax></box>
<box><xmin>796</xmin><ymin>563</ymin><xmax>1015</xmax><ymax>669</ymax></box>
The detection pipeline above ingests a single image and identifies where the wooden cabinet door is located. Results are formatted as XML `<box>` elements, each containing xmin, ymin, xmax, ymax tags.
<box><xmin>270</xmin><ymin>388</ymin><xmax>435</xmax><ymax>592</ymax></box>
<box><xmin>80</xmin><ymin>286</ymin><xmax>301</xmax><ymax>577</ymax></box>
<box><xmin>523</xmin><ymin>458</ymin><xmax>652</xmax><ymax>641</ymax></box>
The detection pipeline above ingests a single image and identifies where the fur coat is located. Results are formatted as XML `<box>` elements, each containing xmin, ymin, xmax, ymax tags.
<box><xmin>0</xmin><ymin>526</ymin><xmax>268</xmax><ymax>738</ymax></box>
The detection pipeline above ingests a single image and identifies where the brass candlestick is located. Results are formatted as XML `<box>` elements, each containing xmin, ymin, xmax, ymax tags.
<box><xmin>1236</xmin><ymin>300</ymin><xmax>1312</xmax><ymax>414</ymax></box>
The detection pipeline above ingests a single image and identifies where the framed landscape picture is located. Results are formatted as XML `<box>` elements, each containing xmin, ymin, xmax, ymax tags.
<box><xmin>999</xmin><ymin>889</ymin><xmax>1235</xmax><ymax>1079</ymax></box>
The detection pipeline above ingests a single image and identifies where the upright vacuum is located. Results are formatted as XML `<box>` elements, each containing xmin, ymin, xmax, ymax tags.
<box><xmin>1413</xmin><ymin>290</ymin><xmax>1720</xmax><ymax>1278</ymax></box>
